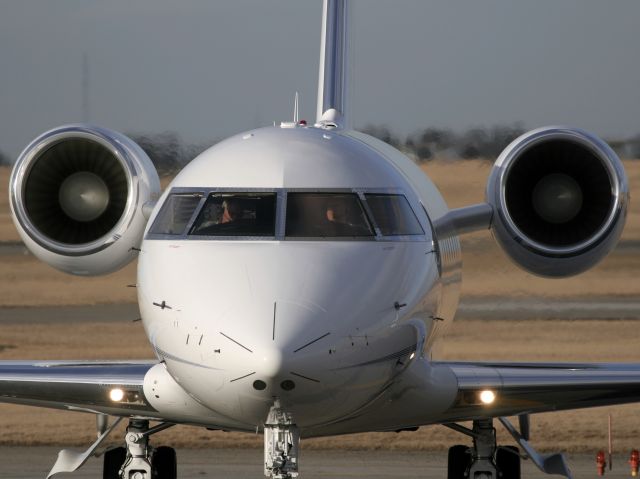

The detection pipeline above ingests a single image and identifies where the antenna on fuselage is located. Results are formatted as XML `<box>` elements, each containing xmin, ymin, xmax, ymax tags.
<box><xmin>294</xmin><ymin>92</ymin><xmax>300</xmax><ymax>123</ymax></box>
<box><xmin>316</xmin><ymin>0</ymin><xmax>351</xmax><ymax>130</ymax></box>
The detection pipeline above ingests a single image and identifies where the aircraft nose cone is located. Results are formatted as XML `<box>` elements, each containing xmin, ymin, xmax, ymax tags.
<box><xmin>257</xmin><ymin>347</ymin><xmax>284</xmax><ymax>378</ymax></box>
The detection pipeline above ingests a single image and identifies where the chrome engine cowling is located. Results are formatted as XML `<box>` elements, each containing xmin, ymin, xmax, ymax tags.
<box><xmin>486</xmin><ymin>127</ymin><xmax>628</xmax><ymax>277</ymax></box>
<box><xmin>10</xmin><ymin>124</ymin><xmax>161</xmax><ymax>275</ymax></box>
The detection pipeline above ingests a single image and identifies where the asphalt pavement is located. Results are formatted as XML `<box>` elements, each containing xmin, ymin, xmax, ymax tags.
<box><xmin>0</xmin><ymin>447</ymin><xmax>629</xmax><ymax>478</ymax></box>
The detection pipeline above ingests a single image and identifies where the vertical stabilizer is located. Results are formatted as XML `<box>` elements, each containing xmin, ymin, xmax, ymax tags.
<box><xmin>316</xmin><ymin>0</ymin><xmax>350</xmax><ymax>129</ymax></box>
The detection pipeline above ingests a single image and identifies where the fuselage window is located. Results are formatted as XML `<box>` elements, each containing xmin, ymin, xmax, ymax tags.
<box><xmin>149</xmin><ymin>193</ymin><xmax>203</xmax><ymax>235</ymax></box>
<box><xmin>285</xmin><ymin>193</ymin><xmax>374</xmax><ymax>238</ymax></box>
<box><xmin>189</xmin><ymin>193</ymin><xmax>276</xmax><ymax>236</ymax></box>
<box><xmin>364</xmin><ymin>194</ymin><xmax>424</xmax><ymax>236</ymax></box>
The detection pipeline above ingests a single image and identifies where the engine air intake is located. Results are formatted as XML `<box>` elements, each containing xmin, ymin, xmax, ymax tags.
<box><xmin>486</xmin><ymin>127</ymin><xmax>628</xmax><ymax>277</ymax></box>
<box><xmin>24</xmin><ymin>139</ymin><xmax>128</xmax><ymax>245</ymax></box>
<box><xmin>10</xmin><ymin>124</ymin><xmax>160</xmax><ymax>275</ymax></box>
<box><xmin>504</xmin><ymin>139</ymin><xmax>613</xmax><ymax>248</ymax></box>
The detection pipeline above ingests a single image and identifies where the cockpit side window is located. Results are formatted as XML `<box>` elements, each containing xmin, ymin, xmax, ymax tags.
<box><xmin>364</xmin><ymin>194</ymin><xmax>424</xmax><ymax>236</ymax></box>
<box><xmin>189</xmin><ymin>193</ymin><xmax>276</xmax><ymax>236</ymax></box>
<box><xmin>149</xmin><ymin>193</ymin><xmax>203</xmax><ymax>235</ymax></box>
<box><xmin>285</xmin><ymin>193</ymin><xmax>374</xmax><ymax>238</ymax></box>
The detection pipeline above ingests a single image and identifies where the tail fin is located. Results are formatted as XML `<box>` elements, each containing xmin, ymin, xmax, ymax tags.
<box><xmin>316</xmin><ymin>0</ymin><xmax>351</xmax><ymax>129</ymax></box>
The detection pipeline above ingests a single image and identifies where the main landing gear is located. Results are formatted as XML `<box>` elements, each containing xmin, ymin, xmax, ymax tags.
<box><xmin>445</xmin><ymin>417</ymin><xmax>572</xmax><ymax>479</ymax></box>
<box><xmin>446</xmin><ymin>419</ymin><xmax>520</xmax><ymax>479</ymax></box>
<box><xmin>45</xmin><ymin>416</ymin><xmax>176</xmax><ymax>479</ymax></box>
<box><xmin>103</xmin><ymin>419</ymin><xmax>176</xmax><ymax>479</ymax></box>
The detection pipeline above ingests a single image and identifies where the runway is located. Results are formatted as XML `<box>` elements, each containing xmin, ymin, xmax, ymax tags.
<box><xmin>1</xmin><ymin>296</ymin><xmax>638</xmax><ymax>324</ymax></box>
<box><xmin>0</xmin><ymin>304</ymin><xmax>139</xmax><ymax>324</ymax></box>
<box><xmin>1</xmin><ymin>447</ymin><xmax>634</xmax><ymax>478</ymax></box>
<box><xmin>459</xmin><ymin>297</ymin><xmax>640</xmax><ymax>320</ymax></box>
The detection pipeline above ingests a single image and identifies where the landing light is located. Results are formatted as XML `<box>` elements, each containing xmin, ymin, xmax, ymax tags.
<box><xmin>109</xmin><ymin>388</ymin><xmax>125</xmax><ymax>402</ymax></box>
<box><xmin>409</xmin><ymin>352</ymin><xmax>415</xmax><ymax>360</ymax></box>
<box><xmin>479</xmin><ymin>390</ymin><xmax>496</xmax><ymax>405</ymax></box>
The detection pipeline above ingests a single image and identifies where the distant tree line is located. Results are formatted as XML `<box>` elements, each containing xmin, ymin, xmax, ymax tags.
<box><xmin>362</xmin><ymin>123</ymin><xmax>528</xmax><ymax>161</ymax></box>
<box><xmin>133</xmin><ymin>126</ymin><xmax>640</xmax><ymax>167</ymax></box>
<box><xmin>362</xmin><ymin>123</ymin><xmax>640</xmax><ymax>162</ymax></box>
<box><xmin>126</xmin><ymin>132</ymin><xmax>215</xmax><ymax>175</ymax></box>
<box><xmin>0</xmin><ymin>133</ymin><xmax>215</xmax><ymax>172</ymax></box>
<box><xmin>0</xmin><ymin>149</ymin><xmax>10</xmax><ymax>166</ymax></box>
<box><xmin>1</xmin><ymin>124</ymin><xmax>639</xmax><ymax>170</ymax></box>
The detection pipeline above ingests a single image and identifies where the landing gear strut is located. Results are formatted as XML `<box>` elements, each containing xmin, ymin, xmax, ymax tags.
<box><xmin>103</xmin><ymin>419</ymin><xmax>176</xmax><ymax>479</ymax></box>
<box><xmin>264</xmin><ymin>400</ymin><xmax>300</xmax><ymax>479</ymax></box>
<box><xmin>446</xmin><ymin>419</ymin><xmax>521</xmax><ymax>479</ymax></box>
<box><xmin>446</xmin><ymin>417</ymin><xmax>572</xmax><ymax>479</ymax></box>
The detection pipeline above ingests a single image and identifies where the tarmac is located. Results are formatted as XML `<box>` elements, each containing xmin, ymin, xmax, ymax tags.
<box><xmin>1</xmin><ymin>296</ymin><xmax>639</xmax><ymax>325</ymax></box>
<box><xmin>0</xmin><ymin>447</ymin><xmax>634</xmax><ymax>478</ymax></box>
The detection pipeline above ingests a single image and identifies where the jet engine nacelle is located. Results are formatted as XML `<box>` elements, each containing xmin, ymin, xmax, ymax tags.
<box><xmin>486</xmin><ymin>127</ymin><xmax>628</xmax><ymax>278</ymax></box>
<box><xmin>9</xmin><ymin>124</ymin><xmax>161</xmax><ymax>276</ymax></box>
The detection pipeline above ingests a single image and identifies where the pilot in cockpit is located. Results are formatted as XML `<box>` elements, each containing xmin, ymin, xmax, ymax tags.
<box><xmin>324</xmin><ymin>198</ymin><xmax>366</xmax><ymax>236</ymax></box>
<box><xmin>220</xmin><ymin>198</ymin><xmax>243</xmax><ymax>224</ymax></box>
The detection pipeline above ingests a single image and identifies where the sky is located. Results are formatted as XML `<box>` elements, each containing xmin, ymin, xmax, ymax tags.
<box><xmin>1</xmin><ymin>1</ymin><xmax>640</xmax><ymax>159</ymax></box>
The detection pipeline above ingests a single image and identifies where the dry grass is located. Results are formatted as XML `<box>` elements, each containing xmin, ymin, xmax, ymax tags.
<box><xmin>1</xmin><ymin>318</ymin><xmax>640</xmax><ymax>451</ymax></box>
<box><xmin>0</xmin><ymin>255</ymin><xmax>138</xmax><ymax>306</ymax></box>
<box><xmin>0</xmin><ymin>168</ymin><xmax>19</xmax><ymax>243</ymax></box>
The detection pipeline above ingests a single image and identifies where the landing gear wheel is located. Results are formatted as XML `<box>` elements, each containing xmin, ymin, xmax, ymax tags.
<box><xmin>496</xmin><ymin>445</ymin><xmax>521</xmax><ymax>479</ymax></box>
<box><xmin>153</xmin><ymin>446</ymin><xmax>177</xmax><ymax>479</ymax></box>
<box><xmin>103</xmin><ymin>446</ymin><xmax>126</xmax><ymax>479</ymax></box>
<box><xmin>448</xmin><ymin>444</ymin><xmax>472</xmax><ymax>479</ymax></box>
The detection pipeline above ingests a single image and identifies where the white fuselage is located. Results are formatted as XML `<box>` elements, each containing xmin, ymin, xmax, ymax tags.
<box><xmin>137</xmin><ymin>126</ymin><xmax>461</xmax><ymax>433</ymax></box>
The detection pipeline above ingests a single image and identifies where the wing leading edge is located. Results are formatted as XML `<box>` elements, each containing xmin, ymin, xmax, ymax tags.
<box><xmin>436</xmin><ymin>361</ymin><xmax>640</xmax><ymax>422</ymax></box>
<box><xmin>0</xmin><ymin>360</ymin><xmax>158</xmax><ymax>417</ymax></box>
<box><xmin>4</xmin><ymin>359</ymin><xmax>640</xmax><ymax>434</ymax></box>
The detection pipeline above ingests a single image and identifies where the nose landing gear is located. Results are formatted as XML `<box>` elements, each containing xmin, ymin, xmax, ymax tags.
<box><xmin>264</xmin><ymin>400</ymin><xmax>300</xmax><ymax>479</ymax></box>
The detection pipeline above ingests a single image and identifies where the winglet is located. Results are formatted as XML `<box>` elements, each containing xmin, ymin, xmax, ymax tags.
<box><xmin>316</xmin><ymin>0</ymin><xmax>351</xmax><ymax>129</ymax></box>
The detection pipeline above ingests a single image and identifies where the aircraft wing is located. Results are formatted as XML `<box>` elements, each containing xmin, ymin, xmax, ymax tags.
<box><xmin>308</xmin><ymin>359</ymin><xmax>640</xmax><ymax>437</ymax></box>
<box><xmin>0</xmin><ymin>360</ymin><xmax>159</xmax><ymax>417</ymax></box>
<box><xmin>436</xmin><ymin>361</ymin><xmax>640</xmax><ymax>422</ymax></box>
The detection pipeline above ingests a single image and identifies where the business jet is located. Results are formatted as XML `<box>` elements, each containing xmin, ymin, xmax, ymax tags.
<box><xmin>1</xmin><ymin>1</ymin><xmax>637</xmax><ymax>478</ymax></box>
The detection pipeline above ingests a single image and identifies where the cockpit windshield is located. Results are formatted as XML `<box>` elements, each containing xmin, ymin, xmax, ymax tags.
<box><xmin>189</xmin><ymin>193</ymin><xmax>276</xmax><ymax>236</ymax></box>
<box><xmin>149</xmin><ymin>193</ymin><xmax>203</xmax><ymax>235</ymax></box>
<box><xmin>365</xmin><ymin>194</ymin><xmax>424</xmax><ymax>235</ymax></box>
<box><xmin>285</xmin><ymin>193</ymin><xmax>374</xmax><ymax>238</ymax></box>
<box><xmin>148</xmin><ymin>189</ymin><xmax>427</xmax><ymax>241</ymax></box>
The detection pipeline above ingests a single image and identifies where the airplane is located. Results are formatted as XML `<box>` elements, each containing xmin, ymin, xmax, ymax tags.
<box><xmin>1</xmin><ymin>1</ymin><xmax>637</xmax><ymax>478</ymax></box>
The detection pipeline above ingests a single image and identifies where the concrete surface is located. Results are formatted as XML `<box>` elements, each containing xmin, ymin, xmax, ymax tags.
<box><xmin>0</xmin><ymin>447</ymin><xmax>632</xmax><ymax>478</ymax></box>
<box><xmin>1</xmin><ymin>296</ymin><xmax>639</xmax><ymax>325</ymax></box>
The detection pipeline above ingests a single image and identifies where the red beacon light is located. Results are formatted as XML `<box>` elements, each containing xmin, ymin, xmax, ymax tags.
<box><xmin>630</xmin><ymin>450</ymin><xmax>640</xmax><ymax>477</ymax></box>
<box><xmin>298</xmin><ymin>120</ymin><xmax>307</xmax><ymax>126</ymax></box>
<box><xmin>597</xmin><ymin>450</ymin><xmax>607</xmax><ymax>476</ymax></box>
